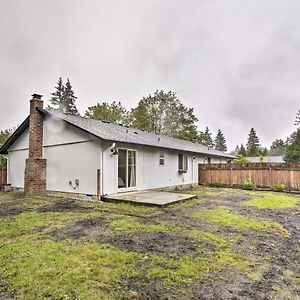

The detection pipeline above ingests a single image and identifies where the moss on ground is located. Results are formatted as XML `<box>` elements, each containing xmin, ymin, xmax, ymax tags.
<box><xmin>243</xmin><ymin>192</ymin><xmax>300</xmax><ymax>209</ymax></box>
<box><xmin>194</xmin><ymin>207</ymin><xmax>288</xmax><ymax>235</ymax></box>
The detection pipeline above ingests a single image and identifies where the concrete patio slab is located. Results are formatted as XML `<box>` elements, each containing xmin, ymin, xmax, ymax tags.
<box><xmin>103</xmin><ymin>190</ymin><xmax>196</xmax><ymax>206</ymax></box>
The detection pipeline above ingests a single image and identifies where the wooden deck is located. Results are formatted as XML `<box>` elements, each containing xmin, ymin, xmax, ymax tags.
<box><xmin>103</xmin><ymin>190</ymin><xmax>196</xmax><ymax>206</ymax></box>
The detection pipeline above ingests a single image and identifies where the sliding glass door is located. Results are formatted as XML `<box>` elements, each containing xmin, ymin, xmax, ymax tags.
<box><xmin>118</xmin><ymin>149</ymin><xmax>137</xmax><ymax>190</ymax></box>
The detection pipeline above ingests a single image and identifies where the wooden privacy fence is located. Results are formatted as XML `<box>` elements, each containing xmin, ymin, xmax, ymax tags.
<box><xmin>199</xmin><ymin>163</ymin><xmax>300</xmax><ymax>190</ymax></box>
<box><xmin>0</xmin><ymin>165</ymin><xmax>7</xmax><ymax>187</ymax></box>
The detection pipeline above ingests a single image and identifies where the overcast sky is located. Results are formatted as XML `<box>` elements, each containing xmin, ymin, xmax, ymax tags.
<box><xmin>1</xmin><ymin>0</ymin><xmax>300</xmax><ymax>150</ymax></box>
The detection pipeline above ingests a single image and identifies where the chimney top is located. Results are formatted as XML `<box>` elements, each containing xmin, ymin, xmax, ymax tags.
<box><xmin>31</xmin><ymin>93</ymin><xmax>43</xmax><ymax>100</ymax></box>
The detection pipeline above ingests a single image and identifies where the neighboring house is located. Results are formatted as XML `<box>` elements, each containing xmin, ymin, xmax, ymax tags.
<box><xmin>247</xmin><ymin>156</ymin><xmax>285</xmax><ymax>163</ymax></box>
<box><xmin>0</xmin><ymin>94</ymin><xmax>233</xmax><ymax>196</ymax></box>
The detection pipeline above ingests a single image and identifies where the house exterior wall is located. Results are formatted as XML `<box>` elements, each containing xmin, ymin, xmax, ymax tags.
<box><xmin>7</xmin><ymin>116</ymin><xmax>102</xmax><ymax>194</ymax></box>
<box><xmin>8</xmin><ymin>149</ymin><xmax>28</xmax><ymax>188</ymax></box>
<box><xmin>101</xmin><ymin>142</ymin><xmax>229</xmax><ymax>195</ymax></box>
<box><xmin>7</xmin><ymin>116</ymin><xmax>229</xmax><ymax>195</ymax></box>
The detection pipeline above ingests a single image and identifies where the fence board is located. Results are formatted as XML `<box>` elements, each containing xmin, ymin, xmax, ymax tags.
<box><xmin>199</xmin><ymin>163</ymin><xmax>300</xmax><ymax>190</ymax></box>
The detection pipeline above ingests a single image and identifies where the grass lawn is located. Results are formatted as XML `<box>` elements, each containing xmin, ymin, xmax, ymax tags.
<box><xmin>0</xmin><ymin>188</ymin><xmax>299</xmax><ymax>299</ymax></box>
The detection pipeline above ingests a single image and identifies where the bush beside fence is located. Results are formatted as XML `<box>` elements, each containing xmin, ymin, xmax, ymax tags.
<box><xmin>198</xmin><ymin>163</ymin><xmax>300</xmax><ymax>190</ymax></box>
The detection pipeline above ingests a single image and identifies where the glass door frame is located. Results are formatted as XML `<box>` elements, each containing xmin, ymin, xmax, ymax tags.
<box><xmin>117</xmin><ymin>148</ymin><xmax>137</xmax><ymax>192</ymax></box>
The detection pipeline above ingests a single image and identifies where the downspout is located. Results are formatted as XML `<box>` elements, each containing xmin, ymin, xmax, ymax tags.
<box><xmin>100</xmin><ymin>142</ymin><xmax>115</xmax><ymax>197</ymax></box>
<box><xmin>3</xmin><ymin>156</ymin><xmax>9</xmax><ymax>184</ymax></box>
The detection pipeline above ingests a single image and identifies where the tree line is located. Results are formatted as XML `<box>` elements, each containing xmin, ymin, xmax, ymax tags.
<box><xmin>234</xmin><ymin>125</ymin><xmax>300</xmax><ymax>163</ymax></box>
<box><xmin>1</xmin><ymin>77</ymin><xmax>300</xmax><ymax>163</ymax></box>
<box><xmin>48</xmin><ymin>77</ymin><xmax>229</xmax><ymax>152</ymax></box>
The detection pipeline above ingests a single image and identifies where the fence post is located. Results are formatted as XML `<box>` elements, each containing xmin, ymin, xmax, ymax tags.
<box><xmin>269</xmin><ymin>167</ymin><xmax>272</xmax><ymax>189</ymax></box>
<box><xmin>230</xmin><ymin>167</ymin><xmax>233</xmax><ymax>187</ymax></box>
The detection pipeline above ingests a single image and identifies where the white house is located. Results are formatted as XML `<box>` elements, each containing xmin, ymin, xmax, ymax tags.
<box><xmin>0</xmin><ymin>94</ymin><xmax>233</xmax><ymax>196</ymax></box>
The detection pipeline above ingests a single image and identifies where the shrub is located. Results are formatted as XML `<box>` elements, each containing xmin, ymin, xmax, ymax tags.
<box><xmin>273</xmin><ymin>184</ymin><xmax>286</xmax><ymax>192</ymax></box>
<box><xmin>211</xmin><ymin>181</ymin><xmax>225</xmax><ymax>188</ymax></box>
<box><xmin>243</xmin><ymin>180</ymin><xmax>256</xmax><ymax>190</ymax></box>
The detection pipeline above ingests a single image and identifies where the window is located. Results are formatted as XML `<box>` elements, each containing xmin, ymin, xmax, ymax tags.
<box><xmin>159</xmin><ymin>152</ymin><xmax>165</xmax><ymax>166</ymax></box>
<box><xmin>178</xmin><ymin>154</ymin><xmax>188</xmax><ymax>172</ymax></box>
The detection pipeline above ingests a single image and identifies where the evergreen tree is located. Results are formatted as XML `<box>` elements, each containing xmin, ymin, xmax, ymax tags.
<box><xmin>214</xmin><ymin>129</ymin><xmax>227</xmax><ymax>152</ymax></box>
<box><xmin>0</xmin><ymin>128</ymin><xmax>13</xmax><ymax>166</ymax></box>
<box><xmin>197</xmin><ymin>127</ymin><xmax>214</xmax><ymax>147</ymax></box>
<box><xmin>131</xmin><ymin>90</ymin><xmax>198</xmax><ymax>141</ymax></box>
<box><xmin>63</xmin><ymin>79</ymin><xmax>79</xmax><ymax>115</ymax></box>
<box><xmin>284</xmin><ymin>129</ymin><xmax>300</xmax><ymax>162</ymax></box>
<box><xmin>85</xmin><ymin>101</ymin><xmax>130</xmax><ymax>125</ymax></box>
<box><xmin>0</xmin><ymin>129</ymin><xmax>11</xmax><ymax>145</ymax></box>
<box><xmin>246</xmin><ymin>128</ymin><xmax>261</xmax><ymax>156</ymax></box>
<box><xmin>295</xmin><ymin>110</ymin><xmax>300</xmax><ymax>126</ymax></box>
<box><xmin>49</xmin><ymin>77</ymin><xmax>79</xmax><ymax>115</ymax></box>
<box><xmin>238</xmin><ymin>144</ymin><xmax>247</xmax><ymax>157</ymax></box>
<box><xmin>235</xmin><ymin>145</ymin><xmax>240</xmax><ymax>154</ymax></box>
<box><xmin>49</xmin><ymin>77</ymin><xmax>64</xmax><ymax>111</ymax></box>
<box><xmin>269</xmin><ymin>139</ymin><xmax>285</xmax><ymax>156</ymax></box>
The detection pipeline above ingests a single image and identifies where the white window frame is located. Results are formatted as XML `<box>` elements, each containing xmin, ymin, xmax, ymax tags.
<box><xmin>159</xmin><ymin>152</ymin><xmax>165</xmax><ymax>166</ymax></box>
<box><xmin>117</xmin><ymin>148</ymin><xmax>137</xmax><ymax>191</ymax></box>
<box><xmin>178</xmin><ymin>154</ymin><xmax>188</xmax><ymax>173</ymax></box>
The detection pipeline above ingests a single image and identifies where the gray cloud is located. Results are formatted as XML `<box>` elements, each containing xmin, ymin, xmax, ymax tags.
<box><xmin>0</xmin><ymin>0</ymin><xmax>300</xmax><ymax>149</ymax></box>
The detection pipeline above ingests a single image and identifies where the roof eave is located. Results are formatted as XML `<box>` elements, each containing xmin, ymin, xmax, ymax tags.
<box><xmin>0</xmin><ymin>116</ymin><xmax>30</xmax><ymax>155</ymax></box>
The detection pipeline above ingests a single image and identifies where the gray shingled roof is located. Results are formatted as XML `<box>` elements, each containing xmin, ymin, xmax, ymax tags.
<box><xmin>41</xmin><ymin>109</ymin><xmax>233</xmax><ymax>158</ymax></box>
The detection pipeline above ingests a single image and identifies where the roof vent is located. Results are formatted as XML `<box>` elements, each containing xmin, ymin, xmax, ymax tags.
<box><xmin>134</xmin><ymin>131</ymin><xmax>138</xmax><ymax>134</ymax></box>
<box><xmin>158</xmin><ymin>137</ymin><xmax>161</xmax><ymax>142</ymax></box>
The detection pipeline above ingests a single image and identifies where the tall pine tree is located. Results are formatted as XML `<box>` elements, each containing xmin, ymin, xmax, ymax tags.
<box><xmin>214</xmin><ymin>129</ymin><xmax>227</xmax><ymax>152</ymax></box>
<box><xmin>198</xmin><ymin>127</ymin><xmax>214</xmax><ymax>147</ymax></box>
<box><xmin>246</xmin><ymin>128</ymin><xmax>261</xmax><ymax>156</ymax></box>
<box><xmin>295</xmin><ymin>110</ymin><xmax>300</xmax><ymax>126</ymax></box>
<box><xmin>238</xmin><ymin>144</ymin><xmax>247</xmax><ymax>156</ymax></box>
<box><xmin>49</xmin><ymin>77</ymin><xmax>79</xmax><ymax>115</ymax></box>
<box><xmin>284</xmin><ymin>129</ymin><xmax>300</xmax><ymax>162</ymax></box>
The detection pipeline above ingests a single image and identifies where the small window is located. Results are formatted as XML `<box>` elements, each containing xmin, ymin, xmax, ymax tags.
<box><xmin>178</xmin><ymin>154</ymin><xmax>188</xmax><ymax>172</ymax></box>
<box><xmin>159</xmin><ymin>152</ymin><xmax>165</xmax><ymax>166</ymax></box>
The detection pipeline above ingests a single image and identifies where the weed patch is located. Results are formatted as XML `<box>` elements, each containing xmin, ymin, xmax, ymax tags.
<box><xmin>243</xmin><ymin>193</ymin><xmax>300</xmax><ymax>209</ymax></box>
<box><xmin>194</xmin><ymin>207</ymin><xmax>288</xmax><ymax>235</ymax></box>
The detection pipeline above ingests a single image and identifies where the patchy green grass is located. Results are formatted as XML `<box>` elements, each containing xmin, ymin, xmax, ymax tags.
<box><xmin>0</xmin><ymin>237</ymin><xmax>142</xmax><ymax>300</ymax></box>
<box><xmin>188</xmin><ymin>229</ymin><xmax>241</xmax><ymax>249</ymax></box>
<box><xmin>0</xmin><ymin>190</ymin><xmax>297</xmax><ymax>299</ymax></box>
<box><xmin>194</xmin><ymin>207</ymin><xmax>288</xmax><ymax>235</ymax></box>
<box><xmin>243</xmin><ymin>192</ymin><xmax>300</xmax><ymax>209</ymax></box>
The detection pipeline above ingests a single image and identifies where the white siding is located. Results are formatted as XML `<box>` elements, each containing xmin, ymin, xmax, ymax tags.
<box><xmin>7</xmin><ymin>116</ymin><xmax>101</xmax><ymax>194</ymax></box>
<box><xmin>101</xmin><ymin>143</ymin><xmax>228</xmax><ymax>195</ymax></box>
<box><xmin>43</xmin><ymin>116</ymin><xmax>95</xmax><ymax>146</ymax></box>
<box><xmin>45</xmin><ymin>141</ymin><xmax>100</xmax><ymax>195</ymax></box>
<box><xmin>8</xmin><ymin>150</ymin><xmax>28</xmax><ymax>188</ymax></box>
<box><xmin>44</xmin><ymin>115</ymin><xmax>101</xmax><ymax>195</ymax></box>
<box><xmin>9</xmin><ymin>128</ymin><xmax>29</xmax><ymax>151</ymax></box>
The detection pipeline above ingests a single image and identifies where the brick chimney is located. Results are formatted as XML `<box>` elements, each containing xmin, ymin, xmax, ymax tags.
<box><xmin>24</xmin><ymin>94</ymin><xmax>47</xmax><ymax>194</ymax></box>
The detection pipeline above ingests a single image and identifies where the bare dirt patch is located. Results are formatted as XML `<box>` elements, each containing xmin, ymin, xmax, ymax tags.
<box><xmin>37</xmin><ymin>200</ymin><xmax>92</xmax><ymax>213</ymax></box>
<box><xmin>51</xmin><ymin>217</ymin><xmax>199</xmax><ymax>256</ymax></box>
<box><xmin>0</xmin><ymin>201</ymin><xmax>29</xmax><ymax>217</ymax></box>
<box><xmin>105</xmin><ymin>232</ymin><xmax>198</xmax><ymax>256</ymax></box>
